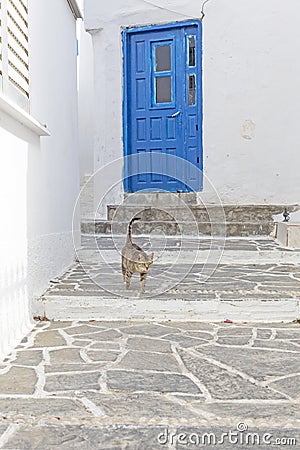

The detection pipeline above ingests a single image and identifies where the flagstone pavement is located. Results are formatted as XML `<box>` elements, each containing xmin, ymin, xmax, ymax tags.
<box><xmin>0</xmin><ymin>319</ymin><xmax>299</xmax><ymax>449</ymax></box>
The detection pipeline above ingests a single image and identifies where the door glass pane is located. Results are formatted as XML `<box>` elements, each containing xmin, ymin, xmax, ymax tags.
<box><xmin>155</xmin><ymin>45</ymin><xmax>171</xmax><ymax>72</ymax></box>
<box><xmin>188</xmin><ymin>74</ymin><xmax>196</xmax><ymax>105</ymax></box>
<box><xmin>188</xmin><ymin>36</ymin><xmax>196</xmax><ymax>67</ymax></box>
<box><xmin>156</xmin><ymin>76</ymin><xmax>172</xmax><ymax>103</ymax></box>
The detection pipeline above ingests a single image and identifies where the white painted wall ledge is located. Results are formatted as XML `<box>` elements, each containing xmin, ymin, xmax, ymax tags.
<box><xmin>0</xmin><ymin>94</ymin><xmax>50</xmax><ymax>137</ymax></box>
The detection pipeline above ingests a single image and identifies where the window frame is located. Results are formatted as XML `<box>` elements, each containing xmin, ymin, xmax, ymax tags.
<box><xmin>151</xmin><ymin>39</ymin><xmax>176</xmax><ymax>108</ymax></box>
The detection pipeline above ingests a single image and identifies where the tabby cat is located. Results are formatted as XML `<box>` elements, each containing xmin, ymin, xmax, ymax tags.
<box><xmin>122</xmin><ymin>217</ymin><xmax>154</xmax><ymax>293</ymax></box>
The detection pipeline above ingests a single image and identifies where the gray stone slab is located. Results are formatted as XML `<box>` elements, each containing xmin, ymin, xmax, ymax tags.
<box><xmin>256</xmin><ymin>329</ymin><xmax>273</xmax><ymax>339</ymax></box>
<box><xmin>107</xmin><ymin>370</ymin><xmax>201</xmax><ymax>394</ymax></box>
<box><xmin>54</xmin><ymin>284</ymin><xmax>78</xmax><ymax>289</ymax></box>
<box><xmin>32</xmin><ymin>330</ymin><xmax>66</xmax><ymax>347</ymax></box>
<box><xmin>49</xmin><ymin>348</ymin><xmax>85</xmax><ymax>364</ymax></box>
<box><xmin>120</xmin><ymin>324</ymin><xmax>176</xmax><ymax>337</ymax></box>
<box><xmin>3</xmin><ymin>424</ymin><xmax>165</xmax><ymax>450</ymax></box>
<box><xmin>242</xmin><ymin>275</ymin><xmax>297</xmax><ymax>283</ymax></box>
<box><xmin>72</xmin><ymin>340</ymin><xmax>91</xmax><ymax>346</ymax></box>
<box><xmin>217</xmin><ymin>327</ymin><xmax>253</xmax><ymax>335</ymax></box>
<box><xmin>44</xmin><ymin>372</ymin><xmax>101</xmax><ymax>392</ymax></box>
<box><xmin>64</xmin><ymin>324</ymin><xmax>105</xmax><ymax>335</ymax></box>
<box><xmin>0</xmin><ymin>398</ymin><xmax>91</xmax><ymax>418</ymax></box>
<box><xmin>86</xmin><ymin>392</ymin><xmax>196</xmax><ymax>420</ymax></box>
<box><xmin>13</xmin><ymin>350</ymin><xmax>43</xmax><ymax>366</ymax></box>
<box><xmin>89</xmin><ymin>342</ymin><xmax>120</xmax><ymax>350</ymax></box>
<box><xmin>76</xmin><ymin>329</ymin><xmax>122</xmax><ymax>341</ymax></box>
<box><xmin>196</xmin><ymin>346</ymin><xmax>300</xmax><ymax>381</ymax></box>
<box><xmin>117</xmin><ymin>351</ymin><xmax>181</xmax><ymax>372</ymax></box>
<box><xmin>77</xmin><ymin>285</ymin><xmax>105</xmax><ymax>293</ymax></box>
<box><xmin>162</xmin><ymin>333</ymin><xmax>209</xmax><ymax>348</ymax></box>
<box><xmin>126</xmin><ymin>337</ymin><xmax>172</xmax><ymax>353</ymax></box>
<box><xmin>160</xmin><ymin>322</ymin><xmax>215</xmax><ymax>331</ymax></box>
<box><xmin>252</xmin><ymin>340</ymin><xmax>300</xmax><ymax>352</ymax></box>
<box><xmin>184</xmin><ymin>331</ymin><xmax>214</xmax><ymax>340</ymax></box>
<box><xmin>217</xmin><ymin>336</ymin><xmax>251</xmax><ymax>345</ymax></box>
<box><xmin>275</xmin><ymin>329</ymin><xmax>300</xmax><ymax>339</ymax></box>
<box><xmin>195</xmin><ymin>402</ymin><xmax>300</xmax><ymax>420</ymax></box>
<box><xmin>178</xmin><ymin>350</ymin><xmax>285</xmax><ymax>400</ymax></box>
<box><xmin>45</xmin><ymin>364</ymin><xmax>106</xmax><ymax>373</ymax></box>
<box><xmin>219</xmin><ymin>293</ymin><xmax>294</xmax><ymax>300</ymax></box>
<box><xmin>0</xmin><ymin>367</ymin><xmax>37</xmax><ymax>395</ymax></box>
<box><xmin>270</xmin><ymin>265</ymin><xmax>300</xmax><ymax>272</ymax></box>
<box><xmin>169</xmin><ymin>393</ymin><xmax>206</xmax><ymax>403</ymax></box>
<box><xmin>269</xmin><ymin>375</ymin><xmax>300</xmax><ymax>399</ymax></box>
<box><xmin>87</xmin><ymin>351</ymin><xmax>120</xmax><ymax>362</ymax></box>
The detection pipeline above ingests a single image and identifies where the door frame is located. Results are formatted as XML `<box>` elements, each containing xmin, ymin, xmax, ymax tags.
<box><xmin>122</xmin><ymin>19</ymin><xmax>203</xmax><ymax>192</ymax></box>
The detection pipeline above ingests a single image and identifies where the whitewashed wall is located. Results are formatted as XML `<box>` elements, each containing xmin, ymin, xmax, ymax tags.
<box><xmin>84</xmin><ymin>0</ymin><xmax>300</xmax><ymax>208</ymax></box>
<box><xmin>0</xmin><ymin>122</ymin><xmax>31</xmax><ymax>361</ymax></box>
<box><xmin>77</xmin><ymin>19</ymin><xmax>95</xmax><ymax>217</ymax></box>
<box><xmin>0</xmin><ymin>0</ymin><xmax>80</xmax><ymax>360</ymax></box>
<box><xmin>77</xmin><ymin>19</ymin><xmax>94</xmax><ymax>180</ymax></box>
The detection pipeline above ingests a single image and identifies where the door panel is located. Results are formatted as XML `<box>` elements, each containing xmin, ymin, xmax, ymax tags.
<box><xmin>123</xmin><ymin>21</ymin><xmax>202</xmax><ymax>192</ymax></box>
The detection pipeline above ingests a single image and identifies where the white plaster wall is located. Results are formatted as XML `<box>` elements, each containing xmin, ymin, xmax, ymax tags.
<box><xmin>77</xmin><ymin>19</ymin><xmax>94</xmax><ymax>179</ymax></box>
<box><xmin>202</xmin><ymin>0</ymin><xmax>300</xmax><ymax>205</ymax></box>
<box><xmin>0</xmin><ymin>120</ymin><xmax>31</xmax><ymax>361</ymax></box>
<box><xmin>85</xmin><ymin>0</ymin><xmax>300</xmax><ymax>208</ymax></box>
<box><xmin>77</xmin><ymin>18</ymin><xmax>95</xmax><ymax>218</ymax></box>
<box><xmin>28</xmin><ymin>0</ymin><xmax>80</xmax><ymax>299</ymax></box>
<box><xmin>0</xmin><ymin>0</ymin><xmax>80</xmax><ymax>360</ymax></box>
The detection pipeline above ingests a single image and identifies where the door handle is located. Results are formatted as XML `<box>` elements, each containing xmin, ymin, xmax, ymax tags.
<box><xmin>171</xmin><ymin>110</ymin><xmax>181</xmax><ymax>118</ymax></box>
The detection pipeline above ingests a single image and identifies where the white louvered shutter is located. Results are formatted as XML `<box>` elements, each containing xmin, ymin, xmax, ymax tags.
<box><xmin>0</xmin><ymin>0</ymin><xmax>29</xmax><ymax>110</ymax></box>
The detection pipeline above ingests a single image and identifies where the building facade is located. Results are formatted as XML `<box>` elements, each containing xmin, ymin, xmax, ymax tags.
<box><xmin>83</xmin><ymin>0</ymin><xmax>300</xmax><ymax>213</ymax></box>
<box><xmin>0</xmin><ymin>0</ymin><xmax>82</xmax><ymax>360</ymax></box>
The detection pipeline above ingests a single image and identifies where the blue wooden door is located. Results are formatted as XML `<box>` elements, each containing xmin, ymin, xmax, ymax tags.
<box><xmin>123</xmin><ymin>21</ymin><xmax>202</xmax><ymax>192</ymax></box>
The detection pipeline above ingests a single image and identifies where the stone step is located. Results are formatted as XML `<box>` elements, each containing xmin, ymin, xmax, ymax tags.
<box><xmin>78</xmin><ymin>248</ymin><xmax>300</xmax><ymax>266</ymax></box>
<box><xmin>35</xmin><ymin>237</ymin><xmax>300</xmax><ymax>322</ymax></box>
<box><xmin>81</xmin><ymin>219</ymin><xmax>274</xmax><ymax>236</ymax></box>
<box><xmin>81</xmin><ymin>205</ymin><xmax>299</xmax><ymax>237</ymax></box>
<box><xmin>36</xmin><ymin>295</ymin><xmax>299</xmax><ymax>322</ymax></box>
<box><xmin>107</xmin><ymin>204</ymin><xmax>298</xmax><ymax>222</ymax></box>
<box><xmin>123</xmin><ymin>191</ymin><xmax>198</xmax><ymax>205</ymax></box>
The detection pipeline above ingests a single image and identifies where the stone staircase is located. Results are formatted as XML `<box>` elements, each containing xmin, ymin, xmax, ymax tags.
<box><xmin>37</xmin><ymin>196</ymin><xmax>300</xmax><ymax>322</ymax></box>
<box><xmin>81</xmin><ymin>202</ymin><xmax>299</xmax><ymax>237</ymax></box>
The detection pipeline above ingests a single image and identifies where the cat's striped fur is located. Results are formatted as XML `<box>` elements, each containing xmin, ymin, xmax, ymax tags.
<box><xmin>121</xmin><ymin>217</ymin><xmax>154</xmax><ymax>293</ymax></box>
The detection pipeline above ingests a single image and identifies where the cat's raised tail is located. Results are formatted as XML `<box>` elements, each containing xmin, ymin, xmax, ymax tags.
<box><xmin>126</xmin><ymin>217</ymin><xmax>141</xmax><ymax>244</ymax></box>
